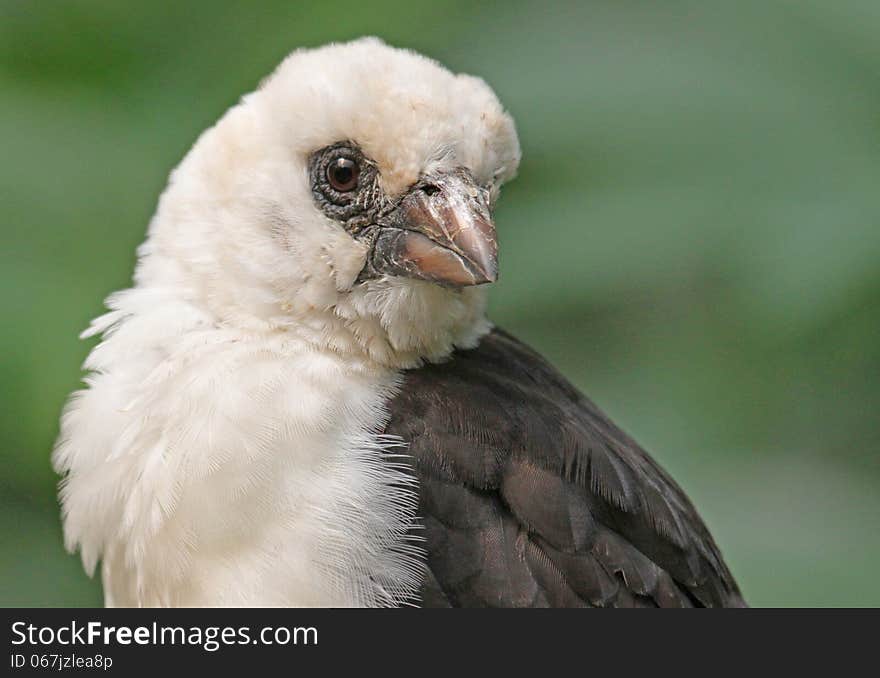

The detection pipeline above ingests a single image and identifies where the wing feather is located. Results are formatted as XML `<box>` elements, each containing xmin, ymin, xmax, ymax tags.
<box><xmin>385</xmin><ymin>328</ymin><xmax>745</xmax><ymax>607</ymax></box>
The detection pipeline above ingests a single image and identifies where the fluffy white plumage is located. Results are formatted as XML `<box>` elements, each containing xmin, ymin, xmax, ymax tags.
<box><xmin>53</xmin><ymin>38</ymin><xmax>520</xmax><ymax>606</ymax></box>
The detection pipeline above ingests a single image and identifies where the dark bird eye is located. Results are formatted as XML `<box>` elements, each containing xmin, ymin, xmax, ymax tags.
<box><xmin>327</xmin><ymin>157</ymin><xmax>360</xmax><ymax>192</ymax></box>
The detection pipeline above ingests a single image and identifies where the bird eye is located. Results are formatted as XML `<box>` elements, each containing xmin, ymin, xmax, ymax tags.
<box><xmin>327</xmin><ymin>157</ymin><xmax>360</xmax><ymax>192</ymax></box>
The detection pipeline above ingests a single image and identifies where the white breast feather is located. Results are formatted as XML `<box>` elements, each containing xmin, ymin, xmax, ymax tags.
<box><xmin>53</xmin><ymin>289</ymin><xmax>423</xmax><ymax>607</ymax></box>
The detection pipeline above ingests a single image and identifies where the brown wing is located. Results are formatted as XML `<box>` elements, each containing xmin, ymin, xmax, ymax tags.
<box><xmin>384</xmin><ymin>328</ymin><xmax>745</xmax><ymax>608</ymax></box>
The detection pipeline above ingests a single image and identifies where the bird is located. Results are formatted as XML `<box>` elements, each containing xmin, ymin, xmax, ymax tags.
<box><xmin>53</xmin><ymin>37</ymin><xmax>745</xmax><ymax>608</ymax></box>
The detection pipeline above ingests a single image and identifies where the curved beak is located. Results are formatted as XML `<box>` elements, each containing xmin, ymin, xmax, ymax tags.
<box><xmin>368</xmin><ymin>168</ymin><xmax>497</xmax><ymax>287</ymax></box>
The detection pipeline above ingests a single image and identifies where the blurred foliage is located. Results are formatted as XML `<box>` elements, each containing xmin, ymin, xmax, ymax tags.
<box><xmin>1</xmin><ymin>0</ymin><xmax>878</xmax><ymax>607</ymax></box>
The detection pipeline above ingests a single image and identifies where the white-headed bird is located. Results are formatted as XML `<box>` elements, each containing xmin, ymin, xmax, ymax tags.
<box><xmin>53</xmin><ymin>38</ymin><xmax>744</xmax><ymax>607</ymax></box>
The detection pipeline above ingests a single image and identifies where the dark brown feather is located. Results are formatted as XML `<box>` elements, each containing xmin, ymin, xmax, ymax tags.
<box><xmin>385</xmin><ymin>327</ymin><xmax>746</xmax><ymax>608</ymax></box>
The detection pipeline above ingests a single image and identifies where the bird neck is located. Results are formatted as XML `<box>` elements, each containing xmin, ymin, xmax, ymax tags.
<box><xmin>272</xmin><ymin>279</ymin><xmax>494</xmax><ymax>369</ymax></box>
<box><xmin>134</xmin><ymin>278</ymin><xmax>492</xmax><ymax>370</ymax></box>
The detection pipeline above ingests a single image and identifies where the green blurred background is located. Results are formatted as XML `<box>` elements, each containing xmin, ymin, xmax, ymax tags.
<box><xmin>2</xmin><ymin>0</ymin><xmax>879</xmax><ymax>607</ymax></box>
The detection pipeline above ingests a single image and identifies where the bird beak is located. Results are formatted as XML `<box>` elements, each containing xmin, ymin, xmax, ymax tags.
<box><xmin>368</xmin><ymin>168</ymin><xmax>497</xmax><ymax>287</ymax></box>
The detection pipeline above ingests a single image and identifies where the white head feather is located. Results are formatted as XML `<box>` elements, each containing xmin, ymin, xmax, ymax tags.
<box><xmin>137</xmin><ymin>36</ymin><xmax>520</xmax><ymax>367</ymax></box>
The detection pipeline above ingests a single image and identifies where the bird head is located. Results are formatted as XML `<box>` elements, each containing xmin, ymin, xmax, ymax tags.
<box><xmin>139</xmin><ymin>37</ymin><xmax>520</xmax><ymax>366</ymax></box>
